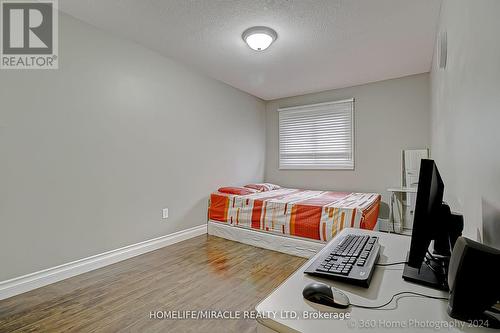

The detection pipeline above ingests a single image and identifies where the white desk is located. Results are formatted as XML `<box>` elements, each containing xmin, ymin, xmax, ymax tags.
<box><xmin>255</xmin><ymin>228</ymin><xmax>487</xmax><ymax>333</ymax></box>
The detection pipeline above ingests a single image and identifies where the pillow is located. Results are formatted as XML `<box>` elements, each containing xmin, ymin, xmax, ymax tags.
<box><xmin>244</xmin><ymin>183</ymin><xmax>281</xmax><ymax>192</ymax></box>
<box><xmin>218</xmin><ymin>187</ymin><xmax>258</xmax><ymax>195</ymax></box>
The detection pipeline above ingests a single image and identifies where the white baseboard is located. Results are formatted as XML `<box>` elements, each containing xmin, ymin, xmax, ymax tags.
<box><xmin>0</xmin><ymin>224</ymin><xmax>207</xmax><ymax>300</ymax></box>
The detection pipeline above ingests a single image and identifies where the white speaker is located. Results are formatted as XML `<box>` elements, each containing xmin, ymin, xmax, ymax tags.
<box><xmin>438</xmin><ymin>31</ymin><xmax>447</xmax><ymax>69</ymax></box>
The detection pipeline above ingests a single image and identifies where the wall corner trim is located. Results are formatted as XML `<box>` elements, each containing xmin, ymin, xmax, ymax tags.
<box><xmin>0</xmin><ymin>224</ymin><xmax>207</xmax><ymax>300</ymax></box>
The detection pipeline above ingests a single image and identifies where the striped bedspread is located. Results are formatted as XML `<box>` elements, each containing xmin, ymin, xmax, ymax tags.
<box><xmin>208</xmin><ymin>188</ymin><xmax>381</xmax><ymax>242</ymax></box>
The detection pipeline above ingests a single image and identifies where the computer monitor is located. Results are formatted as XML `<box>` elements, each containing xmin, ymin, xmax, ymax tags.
<box><xmin>402</xmin><ymin>159</ymin><xmax>462</xmax><ymax>291</ymax></box>
<box><xmin>408</xmin><ymin>159</ymin><xmax>444</xmax><ymax>267</ymax></box>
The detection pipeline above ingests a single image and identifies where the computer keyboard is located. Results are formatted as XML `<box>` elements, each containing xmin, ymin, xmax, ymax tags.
<box><xmin>304</xmin><ymin>234</ymin><xmax>380</xmax><ymax>287</ymax></box>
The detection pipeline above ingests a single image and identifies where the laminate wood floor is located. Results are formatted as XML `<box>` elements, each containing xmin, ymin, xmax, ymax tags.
<box><xmin>0</xmin><ymin>235</ymin><xmax>306</xmax><ymax>333</ymax></box>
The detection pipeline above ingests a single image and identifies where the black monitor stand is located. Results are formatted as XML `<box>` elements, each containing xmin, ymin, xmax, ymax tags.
<box><xmin>402</xmin><ymin>252</ymin><xmax>449</xmax><ymax>291</ymax></box>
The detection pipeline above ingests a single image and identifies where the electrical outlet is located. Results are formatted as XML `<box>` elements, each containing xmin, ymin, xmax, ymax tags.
<box><xmin>162</xmin><ymin>208</ymin><xmax>169</xmax><ymax>219</ymax></box>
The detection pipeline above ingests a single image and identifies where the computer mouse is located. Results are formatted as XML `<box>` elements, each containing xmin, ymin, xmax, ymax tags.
<box><xmin>302</xmin><ymin>282</ymin><xmax>350</xmax><ymax>309</ymax></box>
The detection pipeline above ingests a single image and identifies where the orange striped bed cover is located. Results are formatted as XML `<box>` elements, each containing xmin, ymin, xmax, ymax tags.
<box><xmin>208</xmin><ymin>188</ymin><xmax>381</xmax><ymax>242</ymax></box>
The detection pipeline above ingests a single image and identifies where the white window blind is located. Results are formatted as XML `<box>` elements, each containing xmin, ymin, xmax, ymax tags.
<box><xmin>278</xmin><ymin>99</ymin><xmax>354</xmax><ymax>170</ymax></box>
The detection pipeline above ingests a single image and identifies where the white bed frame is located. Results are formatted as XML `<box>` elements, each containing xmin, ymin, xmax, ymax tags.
<box><xmin>207</xmin><ymin>220</ymin><xmax>325</xmax><ymax>258</ymax></box>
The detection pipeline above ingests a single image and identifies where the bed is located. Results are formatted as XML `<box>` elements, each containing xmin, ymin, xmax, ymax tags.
<box><xmin>207</xmin><ymin>185</ymin><xmax>381</xmax><ymax>258</ymax></box>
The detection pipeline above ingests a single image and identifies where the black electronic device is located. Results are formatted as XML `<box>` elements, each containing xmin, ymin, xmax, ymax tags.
<box><xmin>304</xmin><ymin>234</ymin><xmax>380</xmax><ymax>287</ymax></box>
<box><xmin>447</xmin><ymin>236</ymin><xmax>500</xmax><ymax>328</ymax></box>
<box><xmin>402</xmin><ymin>159</ymin><xmax>463</xmax><ymax>290</ymax></box>
<box><xmin>302</xmin><ymin>283</ymin><xmax>350</xmax><ymax>309</ymax></box>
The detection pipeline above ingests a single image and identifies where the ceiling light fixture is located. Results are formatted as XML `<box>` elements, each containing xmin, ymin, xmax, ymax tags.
<box><xmin>242</xmin><ymin>26</ymin><xmax>277</xmax><ymax>51</ymax></box>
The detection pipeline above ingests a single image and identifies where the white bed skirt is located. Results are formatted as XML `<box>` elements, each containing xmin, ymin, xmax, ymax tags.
<box><xmin>207</xmin><ymin>220</ymin><xmax>325</xmax><ymax>258</ymax></box>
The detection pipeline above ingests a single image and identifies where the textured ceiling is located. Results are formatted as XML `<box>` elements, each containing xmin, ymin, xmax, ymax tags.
<box><xmin>60</xmin><ymin>0</ymin><xmax>442</xmax><ymax>100</ymax></box>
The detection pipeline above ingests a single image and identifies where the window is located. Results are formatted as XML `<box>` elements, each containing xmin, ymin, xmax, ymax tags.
<box><xmin>278</xmin><ymin>98</ymin><xmax>354</xmax><ymax>170</ymax></box>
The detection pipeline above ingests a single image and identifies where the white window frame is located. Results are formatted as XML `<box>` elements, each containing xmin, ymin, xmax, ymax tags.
<box><xmin>278</xmin><ymin>98</ymin><xmax>355</xmax><ymax>170</ymax></box>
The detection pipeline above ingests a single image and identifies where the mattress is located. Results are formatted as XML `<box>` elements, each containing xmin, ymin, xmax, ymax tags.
<box><xmin>208</xmin><ymin>220</ymin><xmax>324</xmax><ymax>258</ymax></box>
<box><xmin>208</xmin><ymin>188</ymin><xmax>381</xmax><ymax>242</ymax></box>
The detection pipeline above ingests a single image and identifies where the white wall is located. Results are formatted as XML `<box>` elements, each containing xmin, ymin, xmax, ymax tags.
<box><xmin>430</xmin><ymin>0</ymin><xmax>500</xmax><ymax>239</ymax></box>
<box><xmin>0</xmin><ymin>14</ymin><xmax>265</xmax><ymax>281</ymax></box>
<box><xmin>265</xmin><ymin>74</ymin><xmax>431</xmax><ymax>212</ymax></box>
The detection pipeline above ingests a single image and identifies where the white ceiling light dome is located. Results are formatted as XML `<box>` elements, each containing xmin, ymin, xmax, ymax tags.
<box><xmin>242</xmin><ymin>26</ymin><xmax>278</xmax><ymax>51</ymax></box>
